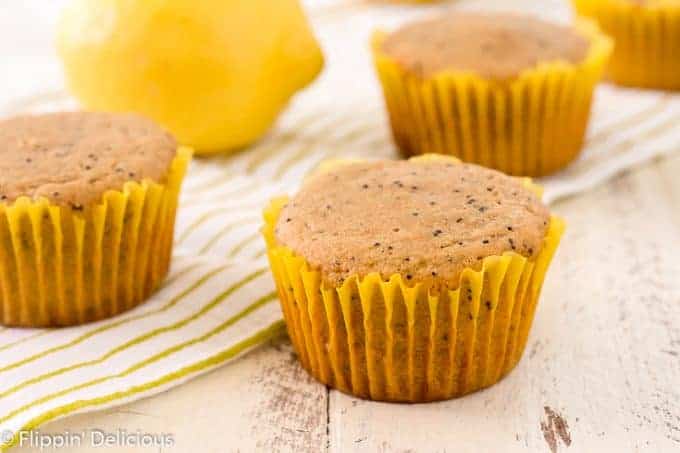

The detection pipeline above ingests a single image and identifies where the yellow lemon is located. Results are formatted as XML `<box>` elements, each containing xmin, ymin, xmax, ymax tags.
<box><xmin>57</xmin><ymin>0</ymin><xmax>324</xmax><ymax>154</ymax></box>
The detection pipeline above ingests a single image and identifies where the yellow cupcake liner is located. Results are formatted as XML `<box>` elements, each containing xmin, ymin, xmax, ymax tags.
<box><xmin>0</xmin><ymin>147</ymin><xmax>192</xmax><ymax>327</ymax></box>
<box><xmin>262</xmin><ymin>157</ymin><xmax>565</xmax><ymax>402</ymax></box>
<box><xmin>573</xmin><ymin>0</ymin><xmax>680</xmax><ymax>90</ymax></box>
<box><xmin>371</xmin><ymin>19</ymin><xmax>613</xmax><ymax>177</ymax></box>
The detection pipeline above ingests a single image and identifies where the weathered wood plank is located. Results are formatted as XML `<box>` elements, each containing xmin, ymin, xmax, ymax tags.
<box><xmin>653</xmin><ymin>153</ymin><xmax>680</xmax><ymax>231</ymax></box>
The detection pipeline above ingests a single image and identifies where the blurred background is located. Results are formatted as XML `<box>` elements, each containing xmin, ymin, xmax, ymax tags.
<box><xmin>0</xmin><ymin>0</ymin><xmax>570</xmax><ymax>116</ymax></box>
<box><xmin>0</xmin><ymin>1</ymin><xmax>66</xmax><ymax>107</ymax></box>
<box><xmin>1</xmin><ymin>0</ymin><xmax>675</xmax><ymax>202</ymax></box>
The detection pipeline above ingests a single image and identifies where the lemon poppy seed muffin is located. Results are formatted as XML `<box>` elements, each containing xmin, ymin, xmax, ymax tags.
<box><xmin>372</xmin><ymin>12</ymin><xmax>613</xmax><ymax>176</ymax></box>
<box><xmin>381</xmin><ymin>13</ymin><xmax>590</xmax><ymax>80</ymax></box>
<box><xmin>0</xmin><ymin>113</ymin><xmax>177</xmax><ymax>207</ymax></box>
<box><xmin>263</xmin><ymin>155</ymin><xmax>565</xmax><ymax>402</ymax></box>
<box><xmin>0</xmin><ymin>112</ymin><xmax>191</xmax><ymax>327</ymax></box>
<box><xmin>275</xmin><ymin>159</ymin><xmax>550</xmax><ymax>289</ymax></box>
<box><xmin>573</xmin><ymin>0</ymin><xmax>680</xmax><ymax>90</ymax></box>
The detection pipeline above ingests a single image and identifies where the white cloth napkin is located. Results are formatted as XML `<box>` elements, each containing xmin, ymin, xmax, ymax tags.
<box><xmin>1</xmin><ymin>0</ymin><xmax>679</xmax><ymax>449</ymax></box>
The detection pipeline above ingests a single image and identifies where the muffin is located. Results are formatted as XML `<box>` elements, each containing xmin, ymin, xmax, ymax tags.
<box><xmin>262</xmin><ymin>155</ymin><xmax>564</xmax><ymax>402</ymax></box>
<box><xmin>573</xmin><ymin>0</ymin><xmax>680</xmax><ymax>90</ymax></box>
<box><xmin>372</xmin><ymin>12</ymin><xmax>613</xmax><ymax>177</ymax></box>
<box><xmin>0</xmin><ymin>112</ymin><xmax>191</xmax><ymax>327</ymax></box>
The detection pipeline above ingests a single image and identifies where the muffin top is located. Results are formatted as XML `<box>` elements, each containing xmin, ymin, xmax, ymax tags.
<box><xmin>0</xmin><ymin>112</ymin><xmax>177</xmax><ymax>208</ymax></box>
<box><xmin>275</xmin><ymin>159</ymin><xmax>551</xmax><ymax>289</ymax></box>
<box><xmin>381</xmin><ymin>12</ymin><xmax>590</xmax><ymax>80</ymax></box>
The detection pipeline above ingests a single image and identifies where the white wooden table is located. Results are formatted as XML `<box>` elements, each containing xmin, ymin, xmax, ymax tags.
<box><xmin>13</xmin><ymin>153</ymin><xmax>680</xmax><ymax>453</ymax></box>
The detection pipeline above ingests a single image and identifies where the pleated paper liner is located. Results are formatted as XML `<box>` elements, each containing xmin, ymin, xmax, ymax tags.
<box><xmin>0</xmin><ymin>147</ymin><xmax>192</xmax><ymax>327</ymax></box>
<box><xmin>262</xmin><ymin>157</ymin><xmax>565</xmax><ymax>402</ymax></box>
<box><xmin>371</xmin><ymin>18</ymin><xmax>613</xmax><ymax>177</ymax></box>
<box><xmin>573</xmin><ymin>0</ymin><xmax>680</xmax><ymax>90</ymax></box>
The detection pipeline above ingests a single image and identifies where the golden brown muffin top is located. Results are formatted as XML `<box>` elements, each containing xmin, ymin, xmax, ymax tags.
<box><xmin>0</xmin><ymin>112</ymin><xmax>177</xmax><ymax>208</ymax></box>
<box><xmin>275</xmin><ymin>159</ymin><xmax>551</xmax><ymax>289</ymax></box>
<box><xmin>381</xmin><ymin>12</ymin><xmax>590</xmax><ymax>80</ymax></box>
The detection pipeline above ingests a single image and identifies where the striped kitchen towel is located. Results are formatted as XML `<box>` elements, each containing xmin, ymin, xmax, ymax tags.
<box><xmin>1</xmin><ymin>0</ymin><xmax>679</xmax><ymax>449</ymax></box>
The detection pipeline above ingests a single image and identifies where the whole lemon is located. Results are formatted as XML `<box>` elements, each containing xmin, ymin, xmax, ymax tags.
<box><xmin>57</xmin><ymin>0</ymin><xmax>324</xmax><ymax>154</ymax></box>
